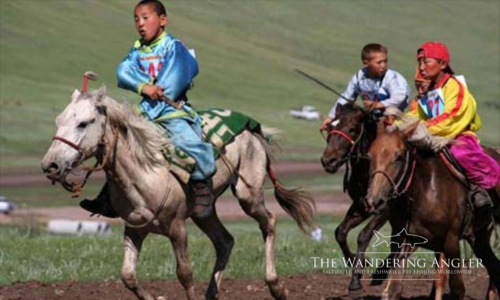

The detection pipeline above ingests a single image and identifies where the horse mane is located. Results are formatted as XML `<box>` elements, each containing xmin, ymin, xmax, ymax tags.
<box><xmin>91</xmin><ymin>90</ymin><xmax>169</xmax><ymax>169</ymax></box>
<box><xmin>341</xmin><ymin>102</ymin><xmax>366</xmax><ymax>116</ymax></box>
<box><xmin>384</xmin><ymin>106</ymin><xmax>450</xmax><ymax>152</ymax></box>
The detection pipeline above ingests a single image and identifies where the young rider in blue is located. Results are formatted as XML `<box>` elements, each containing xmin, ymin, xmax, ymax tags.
<box><xmin>80</xmin><ymin>0</ymin><xmax>216</xmax><ymax>219</ymax></box>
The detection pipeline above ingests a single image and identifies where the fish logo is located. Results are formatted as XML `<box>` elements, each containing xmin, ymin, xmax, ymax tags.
<box><xmin>372</xmin><ymin>228</ymin><xmax>428</xmax><ymax>248</ymax></box>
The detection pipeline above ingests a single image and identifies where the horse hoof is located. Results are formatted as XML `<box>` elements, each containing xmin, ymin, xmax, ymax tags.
<box><xmin>348</xmin><ymin>287</ymin><xmax>364</xmax><ymax>299</ymax></box>
<box><xmin>205</xmin><ymin>293</ymin><xmax>218</xmax><ymax>300</ymax></box>
<box><xmin>274</xmin><ymin>287</ymin><xmax>288</xmax><ymax>300</ymax></box>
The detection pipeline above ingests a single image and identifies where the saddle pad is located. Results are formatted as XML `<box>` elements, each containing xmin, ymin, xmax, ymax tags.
<box><xmin>162</xmin><ymin>108</ymin><xmax>262</xmax><ymax>183</ymax></box>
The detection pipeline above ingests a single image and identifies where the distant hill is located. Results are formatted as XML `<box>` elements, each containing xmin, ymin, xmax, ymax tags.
<box><xmin>1</xmin><ymin>0</ymin><xmax>498</xmax><ymax>164</ymax></box>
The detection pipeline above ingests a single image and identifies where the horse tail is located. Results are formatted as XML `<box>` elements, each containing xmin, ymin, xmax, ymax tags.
<box><xmin>256</xmin><ymin>129</ymin><xmax>316</xmax><ymax>233</ymax></box>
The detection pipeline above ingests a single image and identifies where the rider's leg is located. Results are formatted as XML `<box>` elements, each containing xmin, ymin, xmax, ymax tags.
<box><xmin>79</xmin><ymin>181</ymin><xmax>118</xmax><ymax>218</ymax></box>
<box><xmin>161</xmin><ymin>110</ymin><xmax>216</xmax><ymax>219</ymax></box>
<box><xmin>469</xmin><ymin>185</ymin><xmax>493</xmax><ymax>229</ymax></box>
<box><xmin>450</xmin><ymin>134</ymin><xmax>499</xmax><ymax>228</ymax></box>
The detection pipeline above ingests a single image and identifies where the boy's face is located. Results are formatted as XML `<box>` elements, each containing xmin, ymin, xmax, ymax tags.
<box><xmin>363</xmin><ymin>52</ymin><xmax>387</xmax><ymax>78</ymax></box>
<box><xmin>417</xmin><ymin>56</ymin><xmax>447</xmax><ymax>81</ymax></box>
<box><xmin>415</xmin><ymin>80</ymin><xmax>431</xmax><ymax>96</ymax></box>
<box><xmin>134</xmin><ymin>4</ymin><xmax>167</xmax><ymax>44</ymax></box>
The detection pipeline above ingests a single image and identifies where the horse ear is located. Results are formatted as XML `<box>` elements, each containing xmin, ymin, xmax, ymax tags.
<box><xmin>335</xmin><ymin>103</ymin><xmax>343</xmax><ymax>118</ymax></box>
<box><xmin>402</xmin><ymin>120</ymin><xmax>420</xmax><ymax>139</ymax></box>
<box><xmin>95</xmin><ymin>85</ymin><xmax>107</xmax><ymax>103</ymax></box>
<box><xmin>71</xmin><ymin>89</ymin><xmax>80</xmax><ymax>102</ymax></box>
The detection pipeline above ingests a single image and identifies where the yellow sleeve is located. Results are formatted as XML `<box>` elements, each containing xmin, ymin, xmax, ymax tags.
<box><xmin>406</xmin><ymin>96</ymin><xmax>427</xmax><ymax>120</ymax></box>
<box><xmin>425</xmin><ymin>78</ymin><xmax>479</xmax><ymax>139</ymax></box>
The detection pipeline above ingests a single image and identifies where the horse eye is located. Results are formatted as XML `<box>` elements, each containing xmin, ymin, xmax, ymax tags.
<box><xmin>396</xmin><ymin>154</ymin><xmax>405</xmax><ymax>161</ymax></box>
<box><xmin>77</xmin><ymin>118</ymin><xmax>95</xmax><ymax>129</ymax></box>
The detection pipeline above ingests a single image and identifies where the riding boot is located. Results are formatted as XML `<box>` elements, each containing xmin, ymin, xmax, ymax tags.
<box><xmin>190</xmin><ymin>179</ymin><xmax>214</xmax><ymax>219</ymax></box>
<box><xmin>79</xmin><ymin>182</ymin><xmax>118</xmax><ymax>218</ymax></box>
<box><xmin>470</xmin><ymin>185</ymin><xmax>493</xmax><ymax>230</ymax></box>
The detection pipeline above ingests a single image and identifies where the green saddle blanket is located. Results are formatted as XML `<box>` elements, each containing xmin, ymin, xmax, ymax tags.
<box><xmin>161</xmin><ymin>108</ymin><xmax>262</xmax><ymax>183</ymax></box>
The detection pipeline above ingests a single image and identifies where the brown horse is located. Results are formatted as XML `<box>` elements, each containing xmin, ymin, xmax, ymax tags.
<box><xmin>365</xmin><ymin>116</ymin><xmax>500</xmax><ymax>300</ymax></box>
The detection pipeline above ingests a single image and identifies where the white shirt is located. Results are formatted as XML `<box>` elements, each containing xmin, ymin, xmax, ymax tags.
<box><xmin>328</xmin><ymin>68</ymin><xmax>410</xmax><ymax>119</ymax></box>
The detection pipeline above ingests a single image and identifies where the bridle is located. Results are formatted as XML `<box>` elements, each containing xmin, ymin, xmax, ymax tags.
<box><xmin>321</xmin><ymin>123</ymin><xmax>366</xmax><ymax>160</ymax></box>
<box><xmin>52</xmin><ymin>136</ymin><xmax>94</xmax><ymax>159</ymax></box>
<box><xmin>370</xmin><ymin>146</ymin><xmax>417</xmax><ymax>199</ymax></box>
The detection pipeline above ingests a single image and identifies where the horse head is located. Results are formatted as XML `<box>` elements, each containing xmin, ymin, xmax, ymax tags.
<box><xmin>320</xmin><ymin>103</ymin><xmax>375</xmax><ymax>173</ymax></box>
<box><xmin>365</xmin><ymin>116</ymin><xmax>420</xmax><ymax>213</ymax></box>
<box><xmin>41</xmin><ymin>73</ymin><xmax>109</xmax><ymax>192</ymax></box>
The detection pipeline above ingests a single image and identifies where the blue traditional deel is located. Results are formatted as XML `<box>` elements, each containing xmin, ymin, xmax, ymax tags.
<box><xmin>116</xmin><ymin>32</ymin><xmax>199</xmax><ymax>121</ymax></box>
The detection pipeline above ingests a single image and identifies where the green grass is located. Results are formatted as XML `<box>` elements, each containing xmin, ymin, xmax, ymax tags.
<box><xmin>0</xmin><ymin>217</ymin><xmax>339</xmax><ymax>284</ymax></box>
<box><xmin>2</xmin><ymin>217</ymin><xmax>495</xmax><ymax>285</ymax></box>
<box><xmin>1</xmin><ymin>0</ymin><xmax>499</xmax><ymax>168</ymax></box>
<box><xmin>0</xmin><ymin>217</ymin><xmax>397</xmax><ymax>285</ymax></box>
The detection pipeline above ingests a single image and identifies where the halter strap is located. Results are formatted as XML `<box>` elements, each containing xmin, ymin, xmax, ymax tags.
<box><xmin>52</xmin><ymin>136</ymin><xmax>84</xmax><ymax>154</ymax></box>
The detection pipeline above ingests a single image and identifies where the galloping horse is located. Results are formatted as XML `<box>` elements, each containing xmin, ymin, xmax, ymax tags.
<box><xmin>365</xmin><ymin>114</ymin><xmax>500</xmax><ymax>300</ymax></box>
<box><xmin>41</xmin><ymin>77</ymin><xmax>315</xmax><ymax>300</ymax></box>
<box><xmin>320</xmin><ymin>103</ymin><xmax>387</xmax><ymax>296</ymax></box>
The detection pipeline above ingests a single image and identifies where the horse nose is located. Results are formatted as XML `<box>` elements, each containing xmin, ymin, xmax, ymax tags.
<box><xmin>320</xmin><ymin>157</ymin><xmax>336</xmax><ymax>167</ymax></box>
<box><xmin>41</xmin><ymin>161</ymin><xmax>60</xmax><ymax>175</ymax></box>
<box><xmin>369</xmin><ymin>198</ymin><xmax>387</xmax><ymax>214</ymax></box>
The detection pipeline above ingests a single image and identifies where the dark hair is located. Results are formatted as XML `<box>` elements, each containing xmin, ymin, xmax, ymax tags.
<box><xmin>361</xmin><ymin>43</ymin><xmax>388</xmax><ymax>61</ymax></box>
<box><xmin>136</xmin><ymin>0</ymin><xmax>167</xmax><ymax>16</ymax></box>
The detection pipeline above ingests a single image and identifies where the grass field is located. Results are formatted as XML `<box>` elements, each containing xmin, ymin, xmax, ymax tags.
<box><xmin>0</xmin><ymin>217</ymin><xmax>455</xmax><ymax>285</ymax></box>
<box><xmin>1</xmin><ymin>0</ymin><xmax>499</xmax><ymax>167</ymax></box>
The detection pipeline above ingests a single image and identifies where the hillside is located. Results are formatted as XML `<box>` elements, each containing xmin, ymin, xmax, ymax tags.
<box><xmin>1</xmin><ymin>0</ymin><xmax>499</xmax><ymax>167</ymax></box>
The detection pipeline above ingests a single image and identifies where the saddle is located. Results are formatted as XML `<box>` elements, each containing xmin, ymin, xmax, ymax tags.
<box><xmin>438</xmin><ymin>147</ymin><xmax>470</xmax><ymax>188</ymax></box>
<box><xmin>160</xmin><ymin>109</ymin><xmax>263</xmax><ymax>184</ymax></box>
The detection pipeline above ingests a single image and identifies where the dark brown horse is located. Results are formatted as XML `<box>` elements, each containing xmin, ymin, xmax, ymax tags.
<box><xmin>321</xmin><ymin>103</ymin><xmax>394</xmax><ymax>297</ymax></box>
<box><xmin>365</xmin><ymin>118</ymin><xmax>500</xmax><ymax>300</ymax></box>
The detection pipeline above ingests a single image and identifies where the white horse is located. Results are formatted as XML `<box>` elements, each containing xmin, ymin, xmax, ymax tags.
<box><xmin>41</xmin><ymin>82</ymin><xmax>315</xmax><ymax>300</ymax></box>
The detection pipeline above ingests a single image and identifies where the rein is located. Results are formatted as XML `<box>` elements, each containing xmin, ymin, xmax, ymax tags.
<box><xmin>370</xmin><ymin>146</ymin><xmax>417</xmax><ymax>199</ymax></box>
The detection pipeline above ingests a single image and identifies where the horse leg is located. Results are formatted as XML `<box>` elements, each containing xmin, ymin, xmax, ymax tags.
<box><xmin>348</xmin><ymin>212</ymin><xmax>388</xmax><ymax>298</ymax></box>
<box><xmin>429</xmin><ymin>252</ymin><xmax>447</xmax><ymax>300</ymax></box>
<box><xmin>486</xmin><ymin>279</ymin><xmax>498</xmax><ymax>300</ymax></box>
<box><xmin>192</xmin><ymin>212</ymin><xmax>235</xmax><ymax>300</ymax></box>
<box><xmin>471</xmin><ymin>227</ymin><xmax>500</xmax><ymax>291</ymax></box>
<box><xmin>168</xmin><ymin>218</ymin><xmax>196</xmax><ymax>300</ymax></box>
<box><xmin>373</xmin><ymin>224</ymin><xmax>405</xmax><ymax>286</ymax></box>
<box><xmin>234</xmin><ymin>186</ymin><xmax>287</xmax><ymax>300</ymax></box>
<box><xmin>382</xmin><ymin>237</ymin><xmax>413</xmax><ymax>300</ymax></box>
<box><xmin>335</xmin><ymin>203</ymin><xmax>369</xmax><ymax>261</ymax></box>
<box><xmin>122</xmin><ymin>227</ymin><xmax>153</xmax><ymax>300</ymax></box>
<box><xmin>443</xmin><ymin>236</ymin><xmax>465</xmax><ymax>300</ymax></box>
